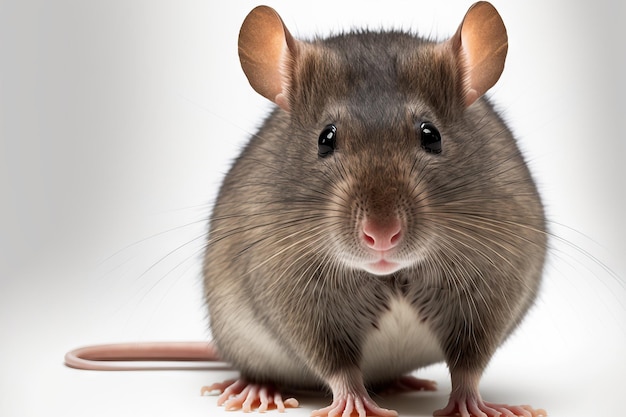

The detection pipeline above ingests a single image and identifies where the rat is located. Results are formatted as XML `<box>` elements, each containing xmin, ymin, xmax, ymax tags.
<box><xmin>65</xmin><ymin>3</ymin><xmax>548</xmax><ymax>417</ymax></box>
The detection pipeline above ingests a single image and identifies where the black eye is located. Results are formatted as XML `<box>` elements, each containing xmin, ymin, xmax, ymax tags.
<box><xmin>318</xmin><ymin>124</ymin><xmax>337</xmax><ymax>157</ymax></box>
<box><xmin>419</xmin><ymin>121</ymin><xmax>442</xmax><ymax>154</ymax></box>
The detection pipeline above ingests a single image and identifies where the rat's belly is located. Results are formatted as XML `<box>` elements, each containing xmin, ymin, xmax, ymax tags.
<box><xmin>228</xmin><ymin>296</ymin><xmax>444</xmax><ymax>389</ymax></box>
<box><xmin>361</xmin><ymin>297</ymin><xmax>445</xmax><ymax>384</ymax></box>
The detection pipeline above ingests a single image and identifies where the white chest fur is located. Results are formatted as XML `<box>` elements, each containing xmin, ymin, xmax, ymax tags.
<box><xmin>360</xmin><ymin>297</ymin><xmax>445</xmax><ymax>383</ymax></box>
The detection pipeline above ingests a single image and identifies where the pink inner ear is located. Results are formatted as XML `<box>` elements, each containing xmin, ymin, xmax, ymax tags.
<box><xmin>238</xmin><ymin>6</ymin><xmax>296</xmax><ymax>112</ymax></box>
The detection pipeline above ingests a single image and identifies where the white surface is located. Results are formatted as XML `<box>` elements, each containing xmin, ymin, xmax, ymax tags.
<box><xmin>1</xmin><ymin>1</ymin><xmax>624</xmax><ymax>417</ymax></box>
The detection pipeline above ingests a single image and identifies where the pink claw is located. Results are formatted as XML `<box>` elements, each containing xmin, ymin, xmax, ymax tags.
<box><xmin>201</xmin><ymin>378</ymin><xmax>299</xmax><ymax>413</ymax></box>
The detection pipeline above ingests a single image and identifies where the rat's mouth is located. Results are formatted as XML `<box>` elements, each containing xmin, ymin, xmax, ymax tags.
<box><xmin>363</xmin><ymin>258</ymin><xmax>402</xmax><ymax>276</ymax></box>
<box><xmin>359</xmin><ymin>249</ymin><xmax>406</xmax><ymax>276</ymax></box>
<box><xmin>334</xmin><ymin>239</ymin><xmax>408</xmax><ymax>276</ymax></box>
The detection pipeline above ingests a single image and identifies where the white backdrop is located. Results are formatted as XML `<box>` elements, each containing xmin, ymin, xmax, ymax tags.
<box><xmin>1</xmin><ymin>1</ymin><xmax>624</xmax><ymax>416</ymax></box>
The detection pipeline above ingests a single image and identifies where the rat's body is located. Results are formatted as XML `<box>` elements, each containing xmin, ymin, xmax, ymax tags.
<box><xmin>203</xmin><ymin>4</ymin><xmax>547</xmax><ymax>417</ymax></box>
<box><xmin>65</xmin><ymin>3</ymin><xmax>547</xmax><ymax>417</ymax></box>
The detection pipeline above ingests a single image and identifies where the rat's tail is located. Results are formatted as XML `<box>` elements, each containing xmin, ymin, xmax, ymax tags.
<box><xmin>64</xmin><ymin>341</ymin><xmax>223</xmax><ymax>370</ymax></box>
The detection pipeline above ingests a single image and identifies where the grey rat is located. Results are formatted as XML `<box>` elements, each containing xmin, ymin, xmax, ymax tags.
<box><xmin>65</xmin><ymin>2</ymin><xmax>547</xmax><ymax>416</ymax></box>
<box><xmin>203</xmin><ymin>2</ymin><xmax>546</xmax><ymax>416</ymax></box>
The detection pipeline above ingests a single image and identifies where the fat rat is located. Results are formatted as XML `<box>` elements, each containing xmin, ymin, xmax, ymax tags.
<box><xmin>65</xmin><ymin>3</ymin><xmax>548</xmax><ymax>417</ymax></box>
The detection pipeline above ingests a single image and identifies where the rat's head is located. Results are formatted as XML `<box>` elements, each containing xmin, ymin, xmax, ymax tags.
<box><xmin>238</xmin><ymin>3</ymin><xmax>517</xmax><ymax>277</ymax></box>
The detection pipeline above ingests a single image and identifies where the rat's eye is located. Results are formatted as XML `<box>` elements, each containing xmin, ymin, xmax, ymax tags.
<box><xmin>419</xmin><ymin>121</ymin><xmax>442</xmax><ymax>154</ymax></box>
<box><xmin>318</xmin><ymin>124</ymin><xmax>337</xmax><ymax>157</ymax></box>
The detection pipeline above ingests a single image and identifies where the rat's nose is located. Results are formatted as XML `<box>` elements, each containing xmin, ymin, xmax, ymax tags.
<box><xmin>361</xmin><ymin>217</ymin><xmax>402</xmax><ymax>252</ymax></box>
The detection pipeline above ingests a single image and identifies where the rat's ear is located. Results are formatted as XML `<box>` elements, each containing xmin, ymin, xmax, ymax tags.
<box><xmin>448</xmin><ymin>1</ymin><xmax>508</xmax><ymax>107</ymax></box>
<box><xmin>238</xmin><ymin>6</ymin><xmax>299</xmax><ymax>112</ymax></box>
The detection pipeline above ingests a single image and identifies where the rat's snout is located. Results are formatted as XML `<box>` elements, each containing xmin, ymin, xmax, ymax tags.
<box><xmin>361</xmin><ymin>217</ymin><xmax>402</xmax><ymax>252</ymax></box>
<box><xmin>352</xmin><ymin>162</ymin><xmax>407</xmax><ymax>256</ymax></box>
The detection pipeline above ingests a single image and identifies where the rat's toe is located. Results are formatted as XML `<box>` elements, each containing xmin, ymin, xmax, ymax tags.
<box><xmin>202</xmin><ymin>378</ymin><xmax>299</xmax><ymax>413</ymax></box>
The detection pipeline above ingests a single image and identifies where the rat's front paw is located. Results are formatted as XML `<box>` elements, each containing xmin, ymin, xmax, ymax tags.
<box><xmin>312</xmin><ymin>393</ymin><xmax>398</xmax><ymax>417</ymax></box>
<box><xmin>202</xmin><ymin>378</ymin><xmax>299</xmax><ymax>413</ymax></box>
<box><xmin>434</xmin><ymin>393</ymin><xmax>547</xmax><ymax>417</ymax></box>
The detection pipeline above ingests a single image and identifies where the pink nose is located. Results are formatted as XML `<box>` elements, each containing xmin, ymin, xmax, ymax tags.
<box><xmin>362</xmin><ymin>218</ymin><xmax>402</xmax><ymax>251</ymax></box>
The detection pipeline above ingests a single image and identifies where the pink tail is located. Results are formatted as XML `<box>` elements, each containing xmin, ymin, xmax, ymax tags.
<box><xmin>64</xmin><ymin>341</ymin><xmax>221</xmax><ymax>370</ymax></box>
